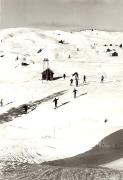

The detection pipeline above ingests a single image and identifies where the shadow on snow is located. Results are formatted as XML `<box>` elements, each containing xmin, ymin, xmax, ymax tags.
<box><xmin>0</xmin><ymin>90</ymin><xmax>68</xmax><ymax>124</ymax></box>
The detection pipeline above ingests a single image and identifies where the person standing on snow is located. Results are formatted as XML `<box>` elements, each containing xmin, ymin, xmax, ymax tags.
<box><xmin>53</xmin><ymin>98</ymin><xmax>59</xmax><ymax>109</ymax></box>
<box><xmin>104</xmin><ymin>118</ymin><xmax>108</xmax><ymax>123</ymax></box>
<box><xmin>75</xmin><ymin>78</ymin><xmax>79</xmax><ymax>87</ymax></box>
<box><xmin>73</xmin><ymin>88</ymin><xmax>78</xmax><ymax>98</ymax></box>
<box><xmin>63</xmin><ymin>74</ymin><xmax>66</xmax><ymax>79</ymax></box>
<box><xmin>70</xmin><ymin>78</ymin><xmax>73</xmax><ymax>86</ymax></box>
<box><xmin>23</xmin><ymin>104</ymin><xmax>28</xmax><ymax>113</ymax></box>
<box><xmin>0</xmin><ymin>99</ymin><xmax>3</xmax><ymax>107</ymax></box>
<box><xmin>101</xmin><ymin>75</ymin><xmax>104</xmax><ymax>83</ymax></box>
<box><xmin>83</xmin><ymin>75</ymin><xmax>86</xmax><ymax>83</ymax></box>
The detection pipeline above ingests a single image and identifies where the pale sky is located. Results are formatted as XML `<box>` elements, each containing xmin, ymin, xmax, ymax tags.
<box><xmin>1</xmin><ymin>0</ymin><xmax>123</xmax><ymax>31</ymax></box>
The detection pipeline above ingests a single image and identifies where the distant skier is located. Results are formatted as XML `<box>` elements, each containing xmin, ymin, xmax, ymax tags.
<box><xmin>75</xmin><ymin>78</ymin><xmax>79</xmax><ymax>87</ymax></box>
<box><xmin>0</xmin><ymin>99</ymin><xmax>3</xmax><ymax>107</ymax></box>
<box><xmin>101</xmin><ymin>75</ymin><xmax>104</xmax><ymax>83</ymax></box>
<box><xmin>73</xmin><ymin>88</ymin><xmax>78</xmax><ymax>98</ymax></box>
<box><xmin>16</xmin><ymin>56</ymin><xmax>19</xmax><ymax>60</ymax></box>
<box><xmin>63</xmin><ymin>74</ymin><xmax>66</xmax><ymax>79</ymax></box>
<box><xmin>23</xmin><ymin>104</ymin><xmax>28</xmax><ymax>113</ymax></box>
<box><xmin>70</xmin><ymin>79</ymin><xmax>73</xmax><ymax>86</ymax></box>
<box><xmin>72</xmin><ymin>72</ymin><xmax>79</xmax><ymax>79</ymax></box>
<box><xmin>119</xmin><ymin>43</ymin><xmax>122</xmax><ymax>48</ymax></box>
<box><xmin>53</xmin><ymin>98</ymin><xmax>59</xmax><ymax>109</ymax></box>
<box><xmin>104</xmin><ymin>119</ymin><xmax>108</xmax><ymax>123</ymax></box>
<box><xmin>83</xmin><ymin>75</ymin><xmax>86</xmax><ymax>83</ymax></box>
<box><xmin>68</xmin><ymin>54</ymin><xmax>71</xmax><ymax>59</ymax></box>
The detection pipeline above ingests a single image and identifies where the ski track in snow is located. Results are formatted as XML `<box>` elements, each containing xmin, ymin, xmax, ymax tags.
<box><xmin>0</xmin><ymin>90</ymin><xmax>67</xmax><ymax>124</ymax></box>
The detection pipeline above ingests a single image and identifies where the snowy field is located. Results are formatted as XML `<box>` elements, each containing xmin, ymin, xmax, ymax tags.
<box><xmin>0</xmin><ymin>28</ymin><xmax>122</xmax><ymax>173</ymax></box>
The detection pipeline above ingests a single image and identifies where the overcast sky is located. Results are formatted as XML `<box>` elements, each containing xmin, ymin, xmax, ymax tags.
<box><xmin>1</xmin><ymin>0</ymin><xmax>123</xmax><ymax>31</ymax></box>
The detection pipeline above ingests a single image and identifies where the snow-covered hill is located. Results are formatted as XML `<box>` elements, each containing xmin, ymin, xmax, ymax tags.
<box><xmin>44</xmin><ymin>129</ymin><xmax>123</xmax><ymax>169</ymax></box>
<box><xmin>0</xmin><ymin>28</ymin><xmax>123</xmax><ymax>170</ymax></box>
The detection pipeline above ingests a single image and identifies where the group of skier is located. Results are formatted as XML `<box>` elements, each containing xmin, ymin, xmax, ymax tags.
<box><xmin>70</xmin><ymin>75</ymin><xmax>86</xmax><ymax>87</ymax></box>
<box><xmin>0</xmin><ymin>73</ymin><xmax>105</xmax><ymax>112</ymax></box>
<box><xmin>53</xmin><ymin>74</ymin><xmax>105</xmax><ymax>109</ymax></box>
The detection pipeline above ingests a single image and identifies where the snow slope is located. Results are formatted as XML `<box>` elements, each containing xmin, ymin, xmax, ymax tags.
<box><xmin>0</xmin><ymin>28</ymin><xmax>123</xmax><ymax>167</ymax></box>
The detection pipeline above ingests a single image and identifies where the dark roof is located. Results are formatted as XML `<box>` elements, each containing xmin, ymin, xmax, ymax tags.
<box><xmin>42</xmin><ymin>68</ymin><xmax>54</xmax><ymax>74</ymax></box>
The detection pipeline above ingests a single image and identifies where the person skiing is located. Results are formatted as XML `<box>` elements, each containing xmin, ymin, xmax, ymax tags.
<box><xmin>73</xmin><ymin>88</ymin><xmax>78</xmax><ymax>98</ymax></box>
<box><xmin>70</xmin><ymin>78</ymin><xmax>73</xmax><ymax>86</ymax></box>
<box><xmin>23</xmin><ymin>104</ymin><xmax>28</xmax><ymax>113</ymax></box>
<box><xmin>63</xmin><ymin>74</ymin><xmax>66</xmax><ymax>79</ymax></box>
<box><xmin>16</xmin><ymin>56</ymin><xmax>19</xmax><ymax>60</ymax></box>
<box><xmin>101</xmin><ymin>75</ymin><xmax>104</xmax><ymax>83</ymax></box>
<box><xmin>83</xmin><ymin>75</ymin><xmax>86</xmax><ymax>83</ymax></box>
<box><xmin>75</xmin><ymin>78</ymin><xmax>79</xmax><ymax>87</ymax></box>
<box><xmin>75</xmin><ymin>73</ymin><xmax>79</xmax><ymax>79</ymax></box>
<box><xmin>104</xmin><ymin>118</ymin><xmax>108</xmax><ymax>123</ymax></box>
<box><xmin>0</xmin><ymin>99</ymin><xmax>3</xmax><ymax>107</ymax></box>
<box><xmin>53</xmin><ymin>98</ymin><xmax>59</xmax><ymax>109</ymax></box>
<box><xmin>68</xmin><ymin>54</ymin><xmax>71</xmax><ymax>59</ymax></box>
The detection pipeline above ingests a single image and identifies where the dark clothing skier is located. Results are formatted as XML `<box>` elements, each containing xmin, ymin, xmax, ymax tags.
<box><xmin>23</xmin><ymin>105</ymin><xmax>28</xmax><ymax>113</ymax></box>
<box><xmin>0</xmin><ymin>99</ymin><xmax>3</xmax><ymax>107</ymax></box>
<box><xmin>104</xmin><ymin>119</ymin><xmax>108</xmax><ymax>123</ymax></box>
<box><xmin>101</xmin><ymin>75</ymin><xmax>104</xmax><ymax>83</ymax></box>
<box><xmin>53</xmin><ymin>98</ymin><xmax>59</xmax><ymax>109</ymax></box>
<box><xmin>70</xmin><ymin>79</ymin><xmax>73</xmax><ymax>86</ymax></box>
<box><xmin>75</xmin><ymin>78</ymin><xmax>79</xmax><ymax>87</ymax></box>
<box><xmin>83</xmin><ymin>75</ymin><xmax>86</xmax><ymax>83</ymax></box>
<box><xmin>73</xmin><ymin>88</ymin><xmax>78</xmax><ymax>98</ymax></box>
<box><xmin>63</xmin><ymin>74</ymin><xmax>66</xmax><ymax>79</ymax></box>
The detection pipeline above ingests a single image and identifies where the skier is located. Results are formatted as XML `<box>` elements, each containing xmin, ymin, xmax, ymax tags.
<box><xmin>101</xmin><ymin>75</ymin><xmax>104</xmax><ymax>83</ymax></box>
<box><xmin>75</xmin><ymin>73</ymin><xmax>79</xmax><ymax>79</ymax></box>
<box><xmin>0</xmin><ymin>99</ymin><xmax>3</xmax><ymax>107</ymax></box>
<box><xmin>70</xmin><ymin>79</ymin><xmax>73</xmax><ymax>86</ymax></box>
<box><xmin>16</xmin><ymin>56</ymin><xmax>19</xmax><ymax>60</ymax></box>
<box><xmin>53</xmin><ymin>98</ymin><xmax>59</xmax><ymax>109</ymax></box>
<box><xmin>75</xmin><ymin>78</ymin><xmax>79</xmax><ymax>87</ymax></box>
<box><xmin>23</xmin><ymin>104</ymin><xmax>28</xmax><ymax>113</ymax></box>
<box><xmin>72</xmin><ymin>72</ymin><xmax>79</xmax><ymax>79</ymax></box>
<box><xmin>83</xmin><ymin>75</ymin><xmax>86</xmax><ymax>83</ymax></box>
<box><xmin>63</xmin><ymin>74</ymin><xmax>66</xmax><ymax>79</ymax></box>
<box><xmin>73</xmin><ymin>88</ymin><xmax>78</xmax><ymax>98</ymax></box>
<box><xmin>104</xmin><ymin>119</ymin><xmax>108</xmax><ymax>123</ymax></box>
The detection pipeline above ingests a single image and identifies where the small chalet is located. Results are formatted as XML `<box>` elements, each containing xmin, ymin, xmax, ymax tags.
<box><xmin>42</xmin><ymin>68</ymin><xmax>54</xmax><ymax>80</ymax></box>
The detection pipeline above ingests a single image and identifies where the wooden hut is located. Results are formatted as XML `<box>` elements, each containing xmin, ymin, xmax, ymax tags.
<box><xmin>42</xmin><ymin>68</ymin><xmax>54</xmax><ymax>80</ymax></box>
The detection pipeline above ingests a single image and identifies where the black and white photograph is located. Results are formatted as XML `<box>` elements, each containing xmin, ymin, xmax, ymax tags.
<box><xmin>0</xmin><ymin>0</ymin><xmax>123</xmax><ymax>179</ymax></box>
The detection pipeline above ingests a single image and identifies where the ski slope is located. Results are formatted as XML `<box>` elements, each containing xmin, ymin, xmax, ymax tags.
<box><xmin>0</xmin><ymin>28</ymin><xmax>122</xmax><ymax>169</ymax></box>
